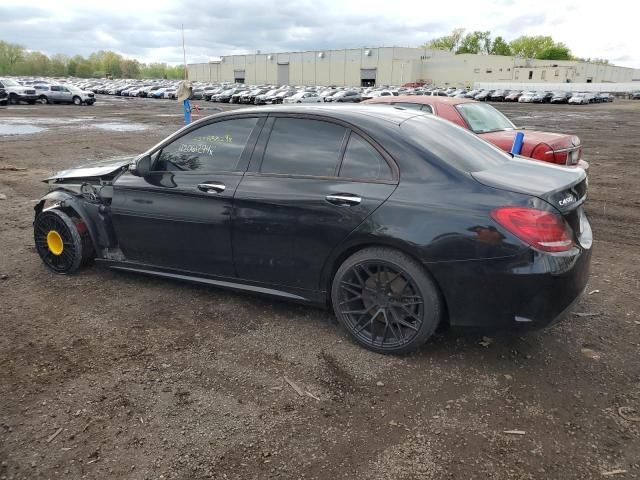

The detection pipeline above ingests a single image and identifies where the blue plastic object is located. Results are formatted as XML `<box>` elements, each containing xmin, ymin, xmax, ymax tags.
<box><xmin>510</xmin><ymin>131</ymin><xmax>524</xmax><ymax>155</ymax></box>
<box><xmin>183</xmin><ymin>99</ymin><xmax>191</xmax><ymax>125</ymax></box>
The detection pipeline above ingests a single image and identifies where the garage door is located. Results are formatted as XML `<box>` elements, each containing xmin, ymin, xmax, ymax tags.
<box><xmin>234</xmin><ymin>69</ymin><xmax>245</xmax><ymax>83</ymax></box>
<box><xmin>361</xmin><ymin>68</ymin><xmax>377</xmax><ymax>87</ymax></box>
<box><xmin>277</xmin><ymin>63</ymin><xmax>289</xmax><ymax>86</ymax></box>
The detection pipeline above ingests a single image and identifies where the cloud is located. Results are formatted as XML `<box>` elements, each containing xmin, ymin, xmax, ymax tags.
<box><xmin>0</xmin><ymin>0</ymin><xmax>637</xmax><ymax>68</ymax></box>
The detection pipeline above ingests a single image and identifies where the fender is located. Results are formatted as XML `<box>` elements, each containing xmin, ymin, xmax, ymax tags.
<box><xmin>34</xmin><ymin>189</ymin><xmax>116</xmax><ymax>254</ymax></box>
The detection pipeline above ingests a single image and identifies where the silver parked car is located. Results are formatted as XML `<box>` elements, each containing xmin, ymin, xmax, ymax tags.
<box><xmin>40</xmin><ymin>85</ymin><xmax>95</xmax><ymax>105</ymax></box>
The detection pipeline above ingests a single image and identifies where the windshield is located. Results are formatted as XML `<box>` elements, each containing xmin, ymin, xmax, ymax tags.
<box><xmin>455</xmin><ymin>103</ymin><xmax>515</xmax><ymax>134</ymax></box>
<box><xmin>402</xmin><ymin>116</ymin><xmax>511</xmax><ymax>173</ymax></box>
<box><xmin>2</xmin><ymin>79</ymin><xmax>20</xmax><ymax>87</ymax></box>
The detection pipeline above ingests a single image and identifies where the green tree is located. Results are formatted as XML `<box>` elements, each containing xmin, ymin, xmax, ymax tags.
<box><xmin>575</xmin><ymin>57</ymin><xmax>610</xmax><ymax>65</ymax></box>
<box><xmin>490</xmin><ymin>36</ymin><xmax>512</xmax><ymax>56</ymax></box>
<box><xmin>49</xmin><ymin>54</ymin><xmax>69</xmax><ymax>76</ymax></box>
<box><xmin>456</xmin><ymin>31</ymin><xmax>492</xmax><ymax>54</ymax></box>
<box><xmin>0</xmin><ymin>41</ymin><xmax>25</xmax><ymax>74</ymax></box>
<box><xmin>509</xmin><ymin>35</ymin><xmax>552</xmax><ymax>58</ymax></box>
<box><xmin>120</xmin><ymin>59</ymin><xmax>141</xmax><ymax>78</ymax></box>
<box><xmin>424</xmin><ymin>28</ymin><xmax>465</xmax><ymax>52</ymax></box>
<box><xmin>537</xmin><ymin>45</ymin><xmax>571</xmax><ymax>60</ymax></box>
<box><xmin>14</xmin><ymin>51</ymin><xmax>49</xmax><ymax>75</ymax></box>
<box><xmin>75</xmin><ymin>62</ymin><xmax>93</xmax><ymax>77</ymax></box>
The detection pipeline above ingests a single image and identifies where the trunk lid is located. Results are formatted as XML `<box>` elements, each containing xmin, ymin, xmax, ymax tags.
<box><xmin>472</xmin><ymin>157</ymin><xmax>590</xmax><ymax>247</ymax></box>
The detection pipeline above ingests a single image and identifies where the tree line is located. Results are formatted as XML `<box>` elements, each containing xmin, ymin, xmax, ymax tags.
<box><xmin>424</xmin><ymin>29</ymin><xmax>609</xmax><ymax>64</ymax></box>
<box><xmin>0</xmin><ymin>41</ymin><xmax>186</xmax><ymax>79</ymax></box>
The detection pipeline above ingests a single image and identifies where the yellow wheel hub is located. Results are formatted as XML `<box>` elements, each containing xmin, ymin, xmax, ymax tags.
<box><xmin>46</xmin><ymin>230</ymin><xmax>64</xmax><ymax>256</ymax></box>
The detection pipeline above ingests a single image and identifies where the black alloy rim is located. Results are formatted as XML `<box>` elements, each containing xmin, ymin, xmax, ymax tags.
<box><xmin>34</xmin><ymin>214</ymin><xmax>76</xmax><ymax>272</ymax></box>
<box><xmin>338</xmin><ymin>261</ymin><xmax>424</xmax><ymax>349</ymax></box>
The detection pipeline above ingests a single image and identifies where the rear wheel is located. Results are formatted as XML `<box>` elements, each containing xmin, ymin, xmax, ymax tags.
<box><xmin>34</xmin><ymin>209</ymin><xmax>94</xmax><ymax>274</ymax></box>
<box><xmin>72</xmin><ymin>96</ymin><xmax>82</xmax><ymax>105</ymax></box>
<box><xmin>331</xmin><ymin>247</ymin><xmax>442</xmax><ymax>354</ymax></box>
<box><xmin>39</xmin><ymin>95</ymin><xmax>49</xmax><ymax>104</ymax></box>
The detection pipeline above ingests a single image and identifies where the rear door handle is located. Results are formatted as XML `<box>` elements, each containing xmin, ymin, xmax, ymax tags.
<box><xmin>325</xmin><ymin>193</ymin><xmax>362</xmax><ymax>206</ymax></box>
<box><xmin>197</xmin><ymin>182</ymin><xmax>226</xmax><ymax>194</ymax></box>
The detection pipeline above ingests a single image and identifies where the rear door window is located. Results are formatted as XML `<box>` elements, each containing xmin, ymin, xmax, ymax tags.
<box><xmin>260</xmin><ymin>118</ymin><xmax>347</xmax><ymax>177</ymax></box>
<box><xmin>339</xmin><ymin>133</ymin><xmax>392</xmax><ymax>181</ymax></box>
<box><xmin>402</xmin><ymin>115</ymin><xmax>510</xmax><ymax>172</ymax></box>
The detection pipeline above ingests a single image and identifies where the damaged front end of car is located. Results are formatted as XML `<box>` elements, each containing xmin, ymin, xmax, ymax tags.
<box><xmin>34</xmin><ymin>157</ymin><xmax>135</xmax><ymax>266</ymax></box>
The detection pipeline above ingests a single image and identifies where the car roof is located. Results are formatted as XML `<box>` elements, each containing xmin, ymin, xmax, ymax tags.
<box><xmin>363</xmin><ymin>95</ymin><xmax>476</xmax><ymax>107</ymax></box>
<box><xmin>224</xmin><ymin>104</ymin><xmax>428</xmax><ymax>126</ymax></box>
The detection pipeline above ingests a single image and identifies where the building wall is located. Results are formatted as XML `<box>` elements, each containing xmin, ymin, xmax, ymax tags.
<box><xmin>187</xmin><ymin>48</ymin><xmax>636</xmax><ymax>87</ymax></box>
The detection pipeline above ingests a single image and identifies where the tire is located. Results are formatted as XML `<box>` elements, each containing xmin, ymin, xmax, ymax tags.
<box><xmin>34</xmin><ymin>209</ymin><xmax>94</xmax><ymax>274</ymax></box>
<box><xmin>72</xmin><ymin>96</ymin><xmax>82</xmax><ymax>105</ymax></box>
<box><xmin>9</xmin><ymin>93</ymin><xmax>19</xmax><ymax>105</ymax></box>
<box><xmin>331</xmin><ymin>247</ymin><xmax>442</xmax><ymax>354</ymax></box>
<box><xmin>39</xmin><ymin>95</ymin><xmax>49</xmax><ymax>104</ymax></box>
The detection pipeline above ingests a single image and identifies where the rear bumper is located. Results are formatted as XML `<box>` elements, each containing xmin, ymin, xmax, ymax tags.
<box><xmin>428</xmin><ymin>246</ymin><xmax>592</xmax><ymax>330</ymax></box>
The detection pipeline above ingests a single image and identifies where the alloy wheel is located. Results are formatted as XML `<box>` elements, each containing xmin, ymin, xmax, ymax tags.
<box><xmin>337</xmin><ymin>261</ymin><xmax>424</xmax><ymax>349</ymax></box>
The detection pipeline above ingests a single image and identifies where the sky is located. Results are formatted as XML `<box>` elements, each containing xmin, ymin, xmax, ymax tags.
<box><xmin>1</xmin><ymin>0</ymin><xmax>638</xmax><ymax>69</ymax></box>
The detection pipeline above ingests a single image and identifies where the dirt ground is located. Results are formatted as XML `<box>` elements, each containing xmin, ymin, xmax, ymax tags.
<box><xmin>1</xmin><ymin>96</ymin><xmax>639</xmax><ymax>480</ymax></box>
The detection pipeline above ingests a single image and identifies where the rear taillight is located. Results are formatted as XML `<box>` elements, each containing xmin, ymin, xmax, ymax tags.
<box><xmin>491</xmin><ymin>207</ymin><xmax>574</xmax><ymax>253</ymax></box>
<box><xmin>553</xmin><ymin>150</ymin><xmax>568</xmax><ymax>164</ymax></box>
<box><xmin>531</xmin><ymin>143</ymin><xmax>562</xmax><ymax>164</ymax></box>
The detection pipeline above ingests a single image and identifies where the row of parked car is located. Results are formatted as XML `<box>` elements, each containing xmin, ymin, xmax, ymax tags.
<box><xmin>5</xmin><ymin>76</ymin><xmax>638</xmax><ymax>109</ymax></box>
<box><xmin>446</xmin><ymin>88</ymin><xmax>616</xmax><ymax>104</ymax></box>
<box><xmin>0</xmin><ymin>78</ymin><xmax>96</xmax><ymax>105</ymax></box>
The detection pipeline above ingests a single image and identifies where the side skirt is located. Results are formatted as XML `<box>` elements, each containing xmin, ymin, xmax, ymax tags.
<box><xmin>95</xmin><ymin>259</ymin><xmax>326</xmax><ymax>306</ymax></box>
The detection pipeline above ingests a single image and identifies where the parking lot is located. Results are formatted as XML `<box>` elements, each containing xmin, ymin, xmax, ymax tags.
<box><xmin>1</xmin><ymin>96</ymin><xmax>639</xmax><ymax>479</ymax></box>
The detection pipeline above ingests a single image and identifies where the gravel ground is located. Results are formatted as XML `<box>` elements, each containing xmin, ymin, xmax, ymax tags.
<box><xmin>1</xmin><ymin>96</ymin><xmax>639</xmax><ymax>480</ymax></box>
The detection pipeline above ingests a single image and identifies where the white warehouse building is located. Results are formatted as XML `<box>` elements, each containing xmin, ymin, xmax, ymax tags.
<box><xmin>187</xmin><ymin>47</ymin><xmax>637</xmax><ymax>87</ymax></box>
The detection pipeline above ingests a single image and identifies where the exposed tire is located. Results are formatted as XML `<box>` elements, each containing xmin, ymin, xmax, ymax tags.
<box><xmin>39</xmin><ymin>95</ymin><xmax>49</xmax><ymax>104</ymax></box>
<box><xmin>34</xmin><ymin>209</ymin><xmax>94</xmax><ymax>274</ymax></box>
<box><xmin>9</xmin><ymin>93</ymin><xmax>19</xmax><ymax>105</ymax></box>
<box><xmin>72</xmin><ymin>96</ymin><xmax>82</xmax><ymax>105</ymax></box>
<box><xmin>331</xmin><ymin>247</ymin><xmax>442</xmax><ymax>354</ymax></box>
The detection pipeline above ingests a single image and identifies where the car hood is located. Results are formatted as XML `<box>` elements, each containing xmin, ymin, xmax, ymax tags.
<box><xmin>479</xmin><ymin>129</ymin><xmax>579</xmax><ymax>154</ymax></box>
<box><xmin>45</xmin><ymin>156</ymin><xmax>135</xmax><ymax>182</ymax></box>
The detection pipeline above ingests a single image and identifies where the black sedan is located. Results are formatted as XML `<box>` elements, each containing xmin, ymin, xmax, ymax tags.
<box><xmin>33</xmin><ymin>106</ymin><xmax>592</xmax><ymax>354</ymax></box>
<box><xmin>550</xmin><ymin>91</ymin><xmax>572</xmax><ymax>104</ymax></box>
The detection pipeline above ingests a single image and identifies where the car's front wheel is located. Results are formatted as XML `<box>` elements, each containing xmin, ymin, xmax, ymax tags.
<box><xmin>34</xmin><ymin>209</ymin><xmax>94</xmax><ymax>274</ymax></box>
<box><xmin>331</xmin><ymin>247</ymin><xmax>442</xmax><ymax>354</ymax></box>
<box><xmin>72</xmin><ymin>96</ymin><xmax>82</xmax><ymax>105</ymax></box>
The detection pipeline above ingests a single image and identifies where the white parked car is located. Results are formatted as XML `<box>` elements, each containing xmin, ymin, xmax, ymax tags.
<box><xmin>283</xmin><ymin>92</ymin><xmax>322</xmax><ymax>104</ymax></box>
<box><xmin>0</xmin><ymin>78</ymin><xmax>39</xmax><ymax>104</ymax></box>
<box><xmin>518</xmin><ymin>91</ymin><xmax>537</xmax><ymax>103</ymax></box>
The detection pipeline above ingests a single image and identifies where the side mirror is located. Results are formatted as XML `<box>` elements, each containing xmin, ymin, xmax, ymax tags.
<box><xmin>130</xmin><ymin>155</ymin><xmax>151</xmax><ymax>177</ymax></box>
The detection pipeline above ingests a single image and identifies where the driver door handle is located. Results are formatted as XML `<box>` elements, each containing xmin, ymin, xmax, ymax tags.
<box><xmin>198</xmin><ymin>182</ymin><xmax>226</xmax><ymax>194</ymax></box>
<box><xmin>325</xmin><ymin>193</ymin><xmax>362</xmax><ymax>206</ymax></box>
